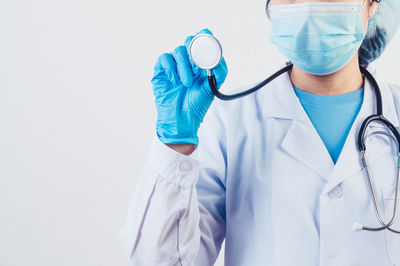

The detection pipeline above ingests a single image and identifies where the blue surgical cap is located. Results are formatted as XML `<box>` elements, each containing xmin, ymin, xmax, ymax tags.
<box><xmin>266</xmin><ymin>0</ymin><xmax>400</xmax><ymax>64</ymax></box>
<box><xmin>359</xmin><ymin>0</ymin><xmax>400</xmax><ymax>64</ymax></box>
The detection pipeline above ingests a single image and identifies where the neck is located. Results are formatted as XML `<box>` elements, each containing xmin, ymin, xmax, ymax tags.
<box><xmin>289</xmin><ymin>54</ymin><xmax>365</xmax><ymax>95</ymax></box>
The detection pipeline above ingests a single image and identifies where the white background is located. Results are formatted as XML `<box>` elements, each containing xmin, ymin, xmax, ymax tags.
<box><xmin>1</xmin><ymin>0</ymin><xmax>399</xmax><ymax>265</ymax></box>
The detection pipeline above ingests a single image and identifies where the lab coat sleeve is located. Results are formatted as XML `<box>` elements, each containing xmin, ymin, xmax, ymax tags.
<box><xmin>118</xmin><ymin>102</ymin><xmax>227</xmax><ymax>266</ymax></box>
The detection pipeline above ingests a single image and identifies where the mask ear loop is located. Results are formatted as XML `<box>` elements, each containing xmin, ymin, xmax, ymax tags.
<box><xmin>361</xmin><ymin>0</ymin><xmax>371</xmax><ymax>36</ymax></box>
<box><xmin>362</xmin><ymin>0</ymin><xmax>369</xmax><ymax>9</ymax></box>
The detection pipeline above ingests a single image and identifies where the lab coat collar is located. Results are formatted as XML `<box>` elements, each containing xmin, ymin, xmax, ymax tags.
<box><xmin>260</xmin><ymin>62</ymin><xmax>400</xmax><ymax>188</ymax></box>
<box><xmin>261</xmin><ymin>62</ymin><xmax>399</xmax><ymax>125</ymax></box>
<box><xmin>260</xmin><ymin>63</ymin><xmax>298</xmax><ymax>120</ymax></box>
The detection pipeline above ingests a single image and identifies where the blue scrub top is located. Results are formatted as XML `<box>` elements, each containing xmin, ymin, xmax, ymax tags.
<box><xmin>293</xmin><ymin>87</ymin><xmax>364</xmax><ymax>164</ymax></box>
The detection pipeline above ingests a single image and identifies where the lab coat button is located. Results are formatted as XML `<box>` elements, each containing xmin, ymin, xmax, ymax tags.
<box><xmin>329</xmin><ymin>186</ymin><xmax>343</xmax><ymax>199</ymax></box>
<box><xmin>179</xmin><ymin>160</ymin><xmax>193</xmax><ymax>173</ymax></box>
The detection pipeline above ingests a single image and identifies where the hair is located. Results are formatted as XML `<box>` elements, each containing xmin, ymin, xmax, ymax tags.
<box><xmin>265</xmin><ymin>0</ymin><xmax>400</xmax><ymax>64</ymax></box>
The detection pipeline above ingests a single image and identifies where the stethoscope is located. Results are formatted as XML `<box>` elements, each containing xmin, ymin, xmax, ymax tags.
<box><xmin>189</xmin><ymin>33</ymin><xmax>400</xmax><ymax>233</ymax></box>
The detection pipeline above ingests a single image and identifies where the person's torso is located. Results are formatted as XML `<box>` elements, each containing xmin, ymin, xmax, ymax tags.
<box><xmin>197</xmin><ymin>63</ymin><xmax>400</xmax><ymax>266</ymax></box>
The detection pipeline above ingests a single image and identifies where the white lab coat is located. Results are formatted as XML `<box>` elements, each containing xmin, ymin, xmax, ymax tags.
<box><xmin>119</xmin><ymin>62</ymin><xmax>400</xmax><ymax>266</ymax></box>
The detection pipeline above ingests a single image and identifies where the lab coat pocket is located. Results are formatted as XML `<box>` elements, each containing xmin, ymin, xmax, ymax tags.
<box><xmin>383</xmin><ymin>185</ymin><xmax>400</xmax><ymax>266</ymax></box>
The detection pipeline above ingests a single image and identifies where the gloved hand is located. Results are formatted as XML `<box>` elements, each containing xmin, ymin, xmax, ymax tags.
<box><xmin>151</xmin><ymin>28</ymin><xmax>228</xmax><ymax>145</ymax></box>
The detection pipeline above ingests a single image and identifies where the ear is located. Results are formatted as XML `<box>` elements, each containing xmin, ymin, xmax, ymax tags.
<box><xmin>368</xmin><ymin>0</ymin><xmax>380</xmax><ymax>18</ymax></box>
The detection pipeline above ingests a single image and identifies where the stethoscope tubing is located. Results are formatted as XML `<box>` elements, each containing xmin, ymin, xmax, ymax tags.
<box><xmin>207</xmin><ymin>63</ymin><xmax>294</xmax><ymax>101</ymax></box>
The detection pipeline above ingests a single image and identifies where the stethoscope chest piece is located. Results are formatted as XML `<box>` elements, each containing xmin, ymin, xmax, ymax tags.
<box><xmin>189</xmin><ymin>34</ymin><xmax>223</xmax><ymax>71</ymax></box>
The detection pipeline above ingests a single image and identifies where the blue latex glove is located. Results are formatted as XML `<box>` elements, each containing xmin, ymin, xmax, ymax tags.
<box><xmin>151</xmin><ymin>29</ymin><xmax>228</xmax><ymax>145</ymax></box>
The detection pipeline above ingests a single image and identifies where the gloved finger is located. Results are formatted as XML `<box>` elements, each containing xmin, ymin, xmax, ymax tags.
<box><xmin>158</xmin><ymin>53</ymin><xmax>179</xmax><ymax>85</ymax></box>
<box><xmin>152</xmin><ymin>55</ymin><xmax>173</xmax><ymax>96</ymax></box>
<box><xmin>172</xmin><ymin>45</ymin><xmax>194</xmax><ymax>88</ymax></box>
<box><xmin>212</xmin><ymin>56</ymin><xmax>228</xmax><ymax>88</ymax></box>
<box><xmin>153</xmin><ymin>54</ymin><xmax>167</xmax><ymax>79</ymax></box>
<box><xmin>195</xmin><ymin>28</ymin><xmax>213</xmax><ymax>36</ymax></box>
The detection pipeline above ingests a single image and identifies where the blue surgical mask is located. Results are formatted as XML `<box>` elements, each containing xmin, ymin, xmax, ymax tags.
<box><xmin>269</xmin><ymin>1</ymin><xmax>368</xmax><ymax>75</ymax></box>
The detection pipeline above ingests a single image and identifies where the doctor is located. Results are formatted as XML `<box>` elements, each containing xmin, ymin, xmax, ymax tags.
<box><xmin>120</xmin><ymin>0</ymin><xmax>400</xmax><ymax>265</ymax></box>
